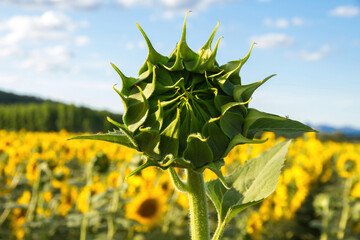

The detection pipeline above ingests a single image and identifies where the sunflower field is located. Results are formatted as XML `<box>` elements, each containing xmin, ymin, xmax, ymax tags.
<box><xmin>1</xmin><ymin>130</ymin><xmax>360</xmax><ymax>240</ymax></box>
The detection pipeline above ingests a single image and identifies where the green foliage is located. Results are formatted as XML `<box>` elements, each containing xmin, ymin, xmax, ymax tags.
<box><xmin>0</xmin><ymin>102</ymin><xmax>121</xmax><ymax>133</ymax></box>
<box><xmin>206</xmin><ymin>140</ymin><xmax>291</xmax><ymax>227</ymax></box>
<box><xmin>0</xmin><ymin>90</ymin><xmax>45</xmax><ymax>104</ymax></box>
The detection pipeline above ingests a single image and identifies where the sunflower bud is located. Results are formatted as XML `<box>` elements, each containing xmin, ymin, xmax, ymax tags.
<box><xmin>72</xmin><ymin>12</ymin><xmax>314</xmax><ymax>178</ymax></box>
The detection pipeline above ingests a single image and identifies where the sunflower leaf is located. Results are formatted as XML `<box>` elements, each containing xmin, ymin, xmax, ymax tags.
<box><xmin>68</xmin><ymin>130</ymin><xmax>138</xmax><ymax>150</ymax></box>
<box><xmin>184</xmin><ymin>133</ymin><xmax>213</xmax><ymax>168</ymax></box>
<box><xmin>206</xmin><ymin>140</ymin><xmax>291</xmax><ymax>225</ymax></box>
<box><xmin>134</xmin><ymin>128</ymin><xmax>161</xmax><ymax>160</ymax></box>
<box><xmin>243</xmin><ymin>108</ymin><xmax>316</xmax><ymax>138</ymax></box>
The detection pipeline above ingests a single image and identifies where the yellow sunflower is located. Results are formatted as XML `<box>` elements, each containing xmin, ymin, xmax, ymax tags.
<box><xmin>17</xmin><ymin>190</ymin><xmax>31</xmax><ymax>205</ymax></box>
<box><xmin>107</xmin><ymin>171</ymin><xmax>121</xmax><ymax>188</ymax></box>
<box><xmin>125</xmin><ymin>189</ymin><xmax>168</xmax><ymax>229</ymax></box>
<box><xmin>26</xmin><ymin>155</ymin><xmax>40</xmax><ymax>182</ymax></box>
<box><xmin>336</xmin><ymin>152</ymin><xmax>358</xmax><ymax>178</ymax></box>
<box><xmin>246</xmin><ymin>212</ymin><xmax>263</xmax><ymax>240</ymax></box>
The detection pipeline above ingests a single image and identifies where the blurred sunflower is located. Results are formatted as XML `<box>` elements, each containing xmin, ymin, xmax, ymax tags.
<box><xmin>25</xmin><ymin>155</ymin><xmax>40</xmax><ymax>182</ymax></box>
<box><xmin>336</xmin><ymin>152</ymin><xmax>358</xmax><ymax>178</ymax></box>
<box><xmin>17</xmin><ymin>190</ymin><xmax>31</xmax><ymax>205</ymax></box>
<box><xmin>107</xmin><ymin>171</ymin><xmax>121</xmax><ymax>188</ymax></box>
<box><xmin>246</xmin><ymin>212</ymin><xmax>263</xmax><ymax>240</ymax></box>
<box><xmin>10</xmin><ymin>208</ymin><xmax>26</xmax><ymax>240</ymax></box>
<box><xmin>51</xmin><ymin>165</ymin><xmax>70</xmax><ymax>189</ymax></box>
<box><xmin>125</xmin><ymin>189</ymin><xmax>167</xmax><ymax>229</ymax></box>
<box><xmin>58</xmin><ymin>185</ymin><xmax>78</xmax><ymax>216</ymax></box>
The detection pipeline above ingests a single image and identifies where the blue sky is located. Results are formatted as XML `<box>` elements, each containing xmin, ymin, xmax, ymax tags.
<box><xmin>0</xmin><ymin>0</ymin><xmax>359</xmax><ymax>128</ymax></box>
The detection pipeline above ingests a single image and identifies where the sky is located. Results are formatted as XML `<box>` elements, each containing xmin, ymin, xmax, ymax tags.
<box><xmin>0</xmin><ymin>0</ymin><xmax>359</xmax><ymax>128</ymax></box>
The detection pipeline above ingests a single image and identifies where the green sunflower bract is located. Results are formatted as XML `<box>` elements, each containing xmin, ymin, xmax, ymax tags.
<box><xmin>70</xmin><ymin>12</ymin><xmax>314</xmax><ymax>180</ymax></box>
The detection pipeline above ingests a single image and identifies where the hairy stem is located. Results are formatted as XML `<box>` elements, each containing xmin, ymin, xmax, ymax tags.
<box><xmin>212</xmin><ymin>220</ymin><xmax>227</xmax><ymax>240</ymax></box>
<box><xmin>186</xmin><ymin>169</ymin><xmax>210</xmax><ymax>240</ymax></box>
<box><xmin>168</xmin><ymin>167</ymin><xmax>188</xmax><ymax>192</ymax></box>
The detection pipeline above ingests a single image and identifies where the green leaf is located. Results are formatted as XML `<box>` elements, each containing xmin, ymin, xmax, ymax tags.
<box><xmin>136</xmin><ymin>61</ymin><xmax>154</xmax><ymax>82</ymax></box>
<box><xmin>134</xmin><ymin>128</ymin><xmax>160</xmax><ymax>160</ymax></box>
<box><xmin>123</xmin><ymin>86</ymin><xmax>149</xmax><ymax>132</ymax></box>
<box><xmin>214</xmin><ymin>93</ymin><xmax>232</xmax><ymax>112</ymax></box>
<box><xmin>110</xmin><ymin>63</ymin><xmax>137</xmax><ymax>89</ymax></box>
<box><xmin>107</xmin><ymin>116</ymin><xmax>129</xmax><ymax>133</ymax></box>
<box><xmin>216</xmin><ymin>74</ymin><xmax>235</xmax><ymax>96</ymax></box>
<box><xmin>162</xmin><ymin>42</ymin><xmax>184</xmax><ymax>71</ymax></box>
<box><xmin>205</xmin><ymin>140</ymin><xmax>291</xmax><ymax>225</ymax></box>
<box><xmin>106</xmin><ymin>116</ymin><xmax>137</xmax><ymax>147</ymax></box>
<box><xmin>219</xmin><ymin>43</ymin><xmax>255</xmax><ymax>85</ymax></box>
<box><xmin>137</xmin><ymin>65</ymin><xmax>156</xmax><ymax>99</ymax></box>
<box><xmin>196</xmin><ymin>20</ymin><xmax>221</xmax><ymax>72</ymax></box>
<box><xmin>178</xmin><ymin>107</ymin><xmax>193</xmax><ymax>155</ymax></box>
<box><xmin>202</xmin><ymin>36</ymin><xmax>222</xmax><ymax>72</ymax></box>
<box><xmin>179</xmin><ymin>11</ymin><xmax>199</xmax><ymax>62</ymax></box>
<box><xmin>126</xmin><ymin>157</ymin><xmax>159</xmax><ymax>178</ymax></box>
<box><xmin>159</xmin><ymin>108</ymin><xmax>180</xmax><ymax>156</ymax></box>
<box><xmin>198</xmin><ymin>20</ymin><xmax>219</xmax><ymax>59</ymax></box>
<box><xmin>202</xmin><ymin>118</ymin><xmax>229</xmax><ymax>160</ymax></box>
<box><xmin>197</xmin><ymin>159</ymin><xmax>231</xmax><ymax>189</ymax></box>
<box><xmin>222</xmin><ymin>134</ymin><xmax>267</xmax><ymax>158</ymax></box>
<box><xmin>220</xmin><ymin>106</ymin><xmax>245</xmax><ymax>139</ymax></box>
<box><xmin>136</xmin><ymin>23</ymin><xmax>169</xmax><ymax>65</ymax></box>
<box><xmin>184</xmin><ymin>133</ymin><xmax>213</xmax><ymax>168</ymax></box>
<box><xmin>69</xmin><ymin>130</ymin><xmax>138</xmax><ymax>150</ymax></box>
<box><xmin>233</xmin><ymin>74</ymin><xmax>275</xmax><ymax>102</ymax></box>
<box><xmin>243</xmin><ymin>108</ymin><xmax>316</xmax><ymax>138</ymax></box>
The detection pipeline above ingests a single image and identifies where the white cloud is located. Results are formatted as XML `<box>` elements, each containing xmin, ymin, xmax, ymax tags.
<box><xmin>0</xmin><ymin>0</ymin><xmax>103</xmax><ymax>10</ymax></box>
<box><xmin>0</xmin><ymin>46</ymin><xmax>24</xmax><ymax>58</ymax></box>
<box><xmin>75</xmin><ymin>35</ymin><xmax>90</xmax><ymax>46</ymax></box>
<box><xmin>264</xmin><ymin>17</ymin><xmax>305</xmax><ymax>28</ymax></box>
<box><xmin>264</xmin><ymin>18</ymin><xmax>289</xmax><ymax>28</ymax></box>
<box><xmin>20</xmin><ymin>45</ymin><xmax>73</xmax><ymax>72</ymax></box>
<box><xmin>117</xmin><ymin>0</ymin><xmax>152</xmax><ymax>8</ymax></box>
<box><xmin>250</xmin><ymin>33</ymin><xmax>294</xmax><ymax>49</ymax></box>
<box><xmin>116</xmin><ymin>0</ymin><xmax>230</xmax><ymax>18</ymax></box>
<box><xmin>330</xmin><ymin>6</ymin><xmax>359</xmax><ymax>17</ymax></box>
<box><xmin>125</xmin><ymin>40</ymin><xmax>147</xmax><ymax>50</ymax></box>
<box><xmin>292</xmin><ymin>17</ymin><xmax>304</xmax><ymax>26</ymax></box>
<box><xmin>0</xmin><ymin>12</ymin><xmax>88</xmax><ymax>71</ymax></box>
<box><xmin>0</xmin><ymin>11</ymin><xmax>87</xmax><ymax>46</ymax></box>
<box><xmin>299</xmin><ymin>45</ymin><xmax>330</xmax><ymax>61</ymax></box>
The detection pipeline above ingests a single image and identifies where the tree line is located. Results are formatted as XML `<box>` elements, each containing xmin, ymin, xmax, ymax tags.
<box><xmin>0</xmin><ymin>102</ymin><xmax>122</xmax><ymax>133</ymax></box>
<box><xmin>0</xmin><ymin>90</ymin><xmax>45</xmax><ymax>104</ymax></box>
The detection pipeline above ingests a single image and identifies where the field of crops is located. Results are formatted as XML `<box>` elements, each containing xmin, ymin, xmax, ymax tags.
<box><xmin>1</xmin><ymin>130</ymin><xmax>360</xmax><ymax>240</ymax></box>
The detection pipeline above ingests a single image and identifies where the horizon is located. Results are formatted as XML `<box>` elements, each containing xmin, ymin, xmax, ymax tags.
<box><xmin>0</xmin><ymin>0</ymin><xmax>359</xmax><ymax>128</ymax></box>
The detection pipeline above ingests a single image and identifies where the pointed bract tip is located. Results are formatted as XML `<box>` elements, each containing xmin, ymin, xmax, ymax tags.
<box><xmin>241</xmin><ymin>97</ymin><xmax>252</xmax><ymax>105</ymax></box>
<box><xmin>215</xmin><ymin>19</ymin><xmax>220</xmax><ymax>29</ymax></box>
<box><xmin>181</xmin><ymin>12</ymin><xmax>190</xmax><ymax>43</ymax></box>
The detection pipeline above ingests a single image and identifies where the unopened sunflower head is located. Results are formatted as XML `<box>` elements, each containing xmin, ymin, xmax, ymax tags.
<box><xmin>71</xmin><ymin>12</ymin><xmax>315</xmax><ymax>178</ymax></box>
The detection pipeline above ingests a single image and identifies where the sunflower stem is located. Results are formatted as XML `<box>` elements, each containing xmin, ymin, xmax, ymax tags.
<box><xmin>212</xmin><ymin>220</ymin><xmax>227</xmax><ymax>240</ymax></box>
<box><xmin>337</xmin><ymin>176</ymin><xmax>353</xmax><ymax>240</ymax></box>
<box><xmin>186</xmin><ymin>169</ymin><xmax>210</xmax><ymax>240</ymax></box>
<box><xmin>168</xmin><ymin>167</ymin><xmax>188</xmax><ymax>192</ymax></box>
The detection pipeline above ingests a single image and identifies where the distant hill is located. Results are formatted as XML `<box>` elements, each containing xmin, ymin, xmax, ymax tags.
<box><xmin>0</xmin><ymin>90</ymin><xmax>122</xmax><ymax>133</ymax></box>
<box><xmin>310</xmin><ymin>124</ymin><xmax>360</xmax><ymax>136</ymax></box>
